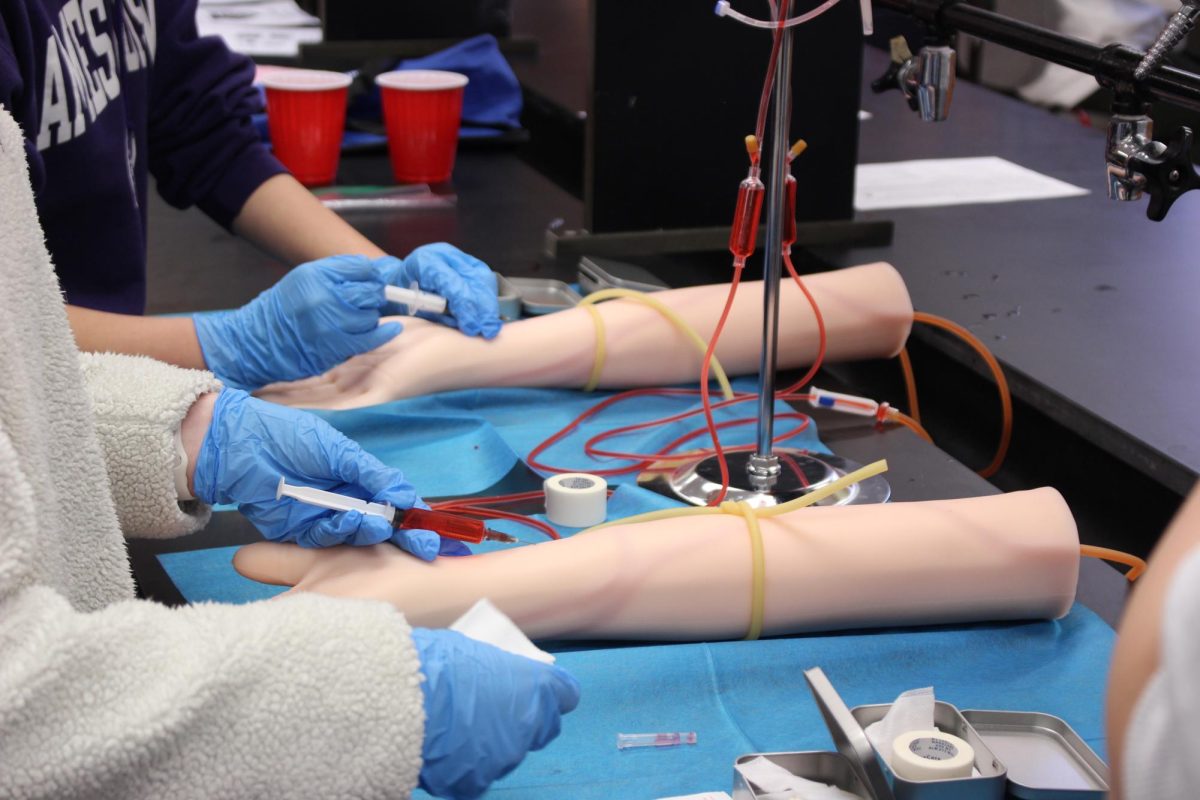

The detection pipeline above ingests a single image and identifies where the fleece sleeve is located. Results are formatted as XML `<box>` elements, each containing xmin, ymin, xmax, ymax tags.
<box><xmin>147</xmin><ymin>0</ymin><xmax>285</xmax><ymax>227</ymax></box>
<box><xmin>0</xmin><ymin>584</ymin><xmax>425</xmax><ymax>800</ymax></box>
<box><xmin>78</xmin><ymin>352</ymin><xmax>222</xmax><ymax>538</ymax></box>
<box><xmin>1123</xmin><ymin>547</ymin><xmax>1200</xmax><ymax>800</ymax></box>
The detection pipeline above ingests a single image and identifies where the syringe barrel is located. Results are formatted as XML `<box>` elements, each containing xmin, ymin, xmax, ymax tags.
<box><xmin>782</xmin><ymin>174</ymin><xmax>797</xmax><ymax>251</ymax></box>
<box><xmin>729</xmin><ymin>175</ymin><xmax>765</xmax><ymax>261</ymax></box>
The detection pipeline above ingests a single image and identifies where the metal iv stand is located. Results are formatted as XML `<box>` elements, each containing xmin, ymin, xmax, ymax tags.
<box><xmin>638</xmin><ymin>18</ymin><xmax>891</xmax><ymax>508</ymax></box>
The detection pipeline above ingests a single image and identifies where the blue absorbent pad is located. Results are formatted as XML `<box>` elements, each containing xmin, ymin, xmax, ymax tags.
<box><xmin>415</xmin><ymin>605</ymin><xmax>1114</xmax><ymax>799</ymax></box>
<box><xmin>306</xmin><ymin>376</ymin><xmax>825</xmax><ymax>497</ymax></box>
<box><xmin>155</xmin><ymin>383</ymin><xmax>1113</xmax><ymax>797</ymax></box>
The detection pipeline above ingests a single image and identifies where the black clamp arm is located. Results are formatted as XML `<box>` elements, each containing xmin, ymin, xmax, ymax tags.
<box><xmin>1131</xmin><ymin>127</ymin><xmax>1200</xmax><ymax>221</ymax></box>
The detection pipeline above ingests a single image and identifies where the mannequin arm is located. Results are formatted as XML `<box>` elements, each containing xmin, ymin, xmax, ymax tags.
<box><xmin>234</xmin><ymin>488</ymin><xmax>1080</xmax><ymax>641</ymax></box>
<box><xmin>255</xmin><ymin>261</ymin><xmax>913</xmax><ymax>409</ymax></box>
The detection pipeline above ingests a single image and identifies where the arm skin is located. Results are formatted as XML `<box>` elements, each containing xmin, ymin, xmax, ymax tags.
<box><xmin>1106</xmin><ymin>485</ymin><xmax>1200</xmax><ymax>799</ymax></box>
<box><xmin>233</xmin><ymin>488</ymin><xmax>1081</xmax><ymax>641</ymax></box>
<box><xmin>180</xmin><ymin>391</ymin><xmax>218</xmax><ymax>497</ymax></box>
<box><xmin>256</xmin><ymin>261</ymin><xmax>915</xmax><ymax>409</ymax></box>
<box><xmin>231</xmin><ymin>173</ymin><xmax>387</xmax><ymax>264</ymax></box>
<box><xmin>65</xmin><ymin>173</ymin><xmax>384</xmax><ymax>367</ymax></box>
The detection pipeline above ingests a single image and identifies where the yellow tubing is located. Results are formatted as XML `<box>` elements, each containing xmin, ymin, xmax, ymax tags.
<box><xmin>577</xmin><ymin>289</ymin><xmax>736</xmax><ymax>400</ymax></box>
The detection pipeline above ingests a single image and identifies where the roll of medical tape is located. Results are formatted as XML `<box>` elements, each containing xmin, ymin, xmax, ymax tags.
<box><xmin>544</xmin><ymin>473</ymin><xmax>607</xmax><ymax>528</ymax></box>
<box><xmin>890</xmin><ymin>730</ymin><xmax>975</xmax><ymax>782</ymax></box>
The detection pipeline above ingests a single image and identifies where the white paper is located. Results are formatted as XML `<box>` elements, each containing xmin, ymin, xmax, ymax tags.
<box><xmin>854</xmin><ymin>156</ymin><xmax>1089</xmax><ymax>211</ymax></box>
<box><xmin>197</xmin><ymin>22</ymin><xmax>322</xmax><ymax>57</ymax></box>
<box><xmin>197</xmin><ymin>0</ymin><xmax>319</xmax><ymax>29</ymax></box>
<box><xmin>449</xmin><ymin>598</ymin><xmax>556</xmax><ymax>664</ymax></box>
<box><xmin>735</xmin><ymin>757</ymin><xmax>862</xmax><ymax>800</ymax></box>
<box><xmin>656</xmin><ymin>794</ymin><xmax>732</xmax><ymax>800</ymax></box>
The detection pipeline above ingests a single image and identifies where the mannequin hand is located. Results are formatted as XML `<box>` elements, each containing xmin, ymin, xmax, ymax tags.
<box><xmin>377</xmin><ymin>243</ymin><xmax>501</xmax><ymax>339</ymax></box>
<box><xmin>413</xmin><ymin>628</ymin><xmax>580</xmax><ymax>799</ymax></box>
<box><xmin>192</xmin><ymin>389</ymin><xmax>445</xmax><ymax>558</ymax></box>
<box><xmin>193</xmin><ymin>254</ymin><xmax>402</xmax><ymax>389</ymax></box>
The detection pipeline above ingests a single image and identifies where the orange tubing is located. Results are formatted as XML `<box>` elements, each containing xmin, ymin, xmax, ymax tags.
<box><xmin>910</xmin><ymin>311</ymin><xmax>1013</xmax><ymax>480</ymax></box>
<box><xmin>897</xmin><ymin>347</ymin><xmax>920</xmax><ymax>422</ymax></box>
<box><xmin>1080</xmin><ymin>544</ymin><xmax>1147</xmax><ymax>581</ymax></box>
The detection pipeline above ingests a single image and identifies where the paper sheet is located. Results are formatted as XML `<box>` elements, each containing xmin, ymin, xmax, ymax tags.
<box><xmin>854</xmin><ymin>156</ymin><xmax>1089</xmax><ymax>211</ymax></box>
<box><xmin>736</xmin><ymin>757</ymin><xmax>862</xmax><ymax>800</ymax></box>
<box><xmin>197</xmin><ymin>22</ymin><xmax>322</xmax><ymax>57</ymax></box>
<box><xmin>196</xmin><ymin>0</ymin><xmax>321</xmax><ymax>56</ymax></box>
<box><xmin>449</xmin><ymin>598</ymin><xmax>556</xmax><ymax>664</ymax></box>
<box><xmin>197</xmin><ymin>0</ymin><xmax>319</xmax><ymax>28</ymax></box>
<box><xmin>864</xmin><ymin>686</ymin><xmax>935</xmax><ymax>768</ymax></box>
<box><xmin>656</xmin><ymin>794</ymin><xmax>732</xmax><ymax>800</ymax></box>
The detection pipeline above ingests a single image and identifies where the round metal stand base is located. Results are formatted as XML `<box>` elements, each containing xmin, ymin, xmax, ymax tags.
<box><xmin>637</xmin><ymin>449</ymin><xmax>891</xmax><ymax>508</ymax></box>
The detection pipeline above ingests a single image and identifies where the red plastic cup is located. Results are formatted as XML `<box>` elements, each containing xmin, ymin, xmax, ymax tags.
<box><xmin>261</xmin><ymin>69</ymin><xmax>353</xmax><ymax>187</ymax></box>
<box><xmin>376</xmin><ymin>70</ymin><xmax>469</xmax><ymax>184</ymax></box>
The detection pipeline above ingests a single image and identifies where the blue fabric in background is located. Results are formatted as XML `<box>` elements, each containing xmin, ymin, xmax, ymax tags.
<box><xmin>437</xmin><ymin>606</ymin><xmax>1113</xmax><ymax>800</ymax></box>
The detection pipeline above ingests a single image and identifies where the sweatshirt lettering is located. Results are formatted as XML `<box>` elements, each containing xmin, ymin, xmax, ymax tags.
<box><xmin>36</xmin><ymin>0</ymin><xmax>157</xmax><ymax>151</ymax></box>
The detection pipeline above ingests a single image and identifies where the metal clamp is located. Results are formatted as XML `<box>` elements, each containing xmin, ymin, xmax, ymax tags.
<box><xmin>871</xmin><ymin>36</ymin><xmax>956</xmax><ymax>122</ymax></box>
<box><xmin>1106</xmin><ymin>108</ymin><xmax>1200</xmax><ymax>221</ymax></box>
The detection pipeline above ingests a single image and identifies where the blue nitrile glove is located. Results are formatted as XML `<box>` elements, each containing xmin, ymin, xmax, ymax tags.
<box><xmin>194</xmin><ymin>255</ymin><xmax>402</xmax><ymax>390</ymax></box>
<box><xmin>377</xmin><ymin>243</ymin><xmax>501</xmax><ymax>339</ymax></box>
<box><xmin>413</xmin><ymin>628</ymin><xmax>581</xmax><ymax>799</ymax></box>
<box><xmin>192</xmin><ymin>388</ymin><xmax>446</xmax><ymax>559</ymax></box>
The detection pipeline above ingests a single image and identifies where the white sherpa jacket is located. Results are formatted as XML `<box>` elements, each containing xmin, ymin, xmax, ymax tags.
<box><xmin>0</xmin><ymin>106</ymin><xmax>425</xmax><ymax>798</ymax></box>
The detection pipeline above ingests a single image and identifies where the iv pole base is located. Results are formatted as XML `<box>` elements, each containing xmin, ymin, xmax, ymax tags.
<box><xmin>637</xmin><ymin>449</ymin><xmax>891</xmax><ymax>508</ymax></box>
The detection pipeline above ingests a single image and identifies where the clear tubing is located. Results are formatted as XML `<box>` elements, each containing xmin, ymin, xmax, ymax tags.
<box><xmin>616</xmin><ymin>732</ymin><xmax>698</xmax><ymax>750</ymax></box>
<box><xmin>715</xmin><ymin>0</ymin><xmax>855</xmax><ymax>31</ymax></box>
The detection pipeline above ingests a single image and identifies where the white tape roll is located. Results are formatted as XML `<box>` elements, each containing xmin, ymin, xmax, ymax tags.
<box><xmin>544</xmin><ymin>473</ymin><xmax>607</xmax><ymax>528</ymax></box>
<box><xmin>891</xmin><ymin>730</ymin><xmax>975</xmax><ymax>782</ymax></box>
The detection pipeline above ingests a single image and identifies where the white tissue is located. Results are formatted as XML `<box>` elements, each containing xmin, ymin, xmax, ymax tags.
<box><xmin>736</xmin><ymin>756</ymin><xmax>862</xmax><ymax>800</ymax></box>
<box><xmin>864</xmin><ymin>686</ymin><xmax>935</xmax><ymax>768</ymax></box>
<box><xmin>449</xmin><ymin>598</ymin><xmax>555</xmax><ymax>664</ymax></box>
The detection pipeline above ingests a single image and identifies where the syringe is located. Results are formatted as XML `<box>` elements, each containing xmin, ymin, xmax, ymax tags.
<box><xmin>384</xmin><ymin>283</ymin><xmax>449</xmax><ymax>316</ymax></box>
<box><xmin>276</xmin><ymin>478</ymin><xmax>518</xmax><ymax>544</ymax></box>
<box><xmin>616</xmin><ymin>732</ymin><xmax>698</xmax><ymax>750</ymax></box>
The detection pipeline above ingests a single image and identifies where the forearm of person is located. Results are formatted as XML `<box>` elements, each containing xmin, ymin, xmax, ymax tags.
<box><xmin>1107</xmin><ymin>485</ymin><xmax>1200</xmax><ymax>798</ymax></box>
<box><xmin>66</xmin><ymin>305</ymin><xmax>206</xmax><ymax>368</ymax></box>
<box><xmin>235</xmin><ymin>488</ymin><xmax>1079</xmax><ymax>641</ymax></box>
<box><xmin>232</xmin><ymin>173</ymin><xmax>386</xmax><ymax>264</ymax></box>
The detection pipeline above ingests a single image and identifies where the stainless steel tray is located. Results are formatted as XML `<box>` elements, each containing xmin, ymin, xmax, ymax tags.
<box><xmin>961</xmin><ymin>710</ymin><xmax>1109</xmax><ymax>799</ymax></box>
<box><xmin>732</xmin><ymin>752</ymin><xmax>872</xmax><ymax>799</ymax></box>
<box><xmin>578</xmin><ymin>256</ymin><xmax>669</xmax><ymax>295</ymax></box>
<box><xmin>494</xmin><ymin>273</ymin><xmax>521</xmax><ymax>321</ymax></box>
<box><xmin>507</xmin><ymin>277</ymin><xmax>583</xmax><ymax>315</ymax></box>
<box><xmin>852</xmin><ymin>702</ymin><xmax>1007</xmax><ymax>800</ymax></box>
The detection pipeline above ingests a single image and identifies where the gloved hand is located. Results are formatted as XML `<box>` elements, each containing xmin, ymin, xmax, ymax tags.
<box><xmin>192</xmin><ymin>388</ymin><xmax>450</xmax><ymax>558</ymax></box>
<box><xmin>377</xmin><ymin>243</ymin><xmax>501</xmax><ymax>339</ymax></box>
<box><xmin>413</xmin><ymin>628</ymin><xmax>581</xmax><ymax>799</ymax></box>
<box><xmin>194</xmin><ymin>254</ymin><xmax>402</xmax><ymax>390</ymax></box>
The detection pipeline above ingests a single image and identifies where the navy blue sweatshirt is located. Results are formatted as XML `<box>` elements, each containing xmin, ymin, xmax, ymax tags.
<box><xmin>0</xmin><ymin>0</ymin><xmax>285</xmax><ymax>312</ymax></box>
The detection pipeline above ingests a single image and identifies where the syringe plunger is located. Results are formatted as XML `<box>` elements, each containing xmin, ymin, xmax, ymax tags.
<box><xmin>384</xmin><ymin>284</ymin><xmax>449</xmax><ymax>315</ymax></box>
